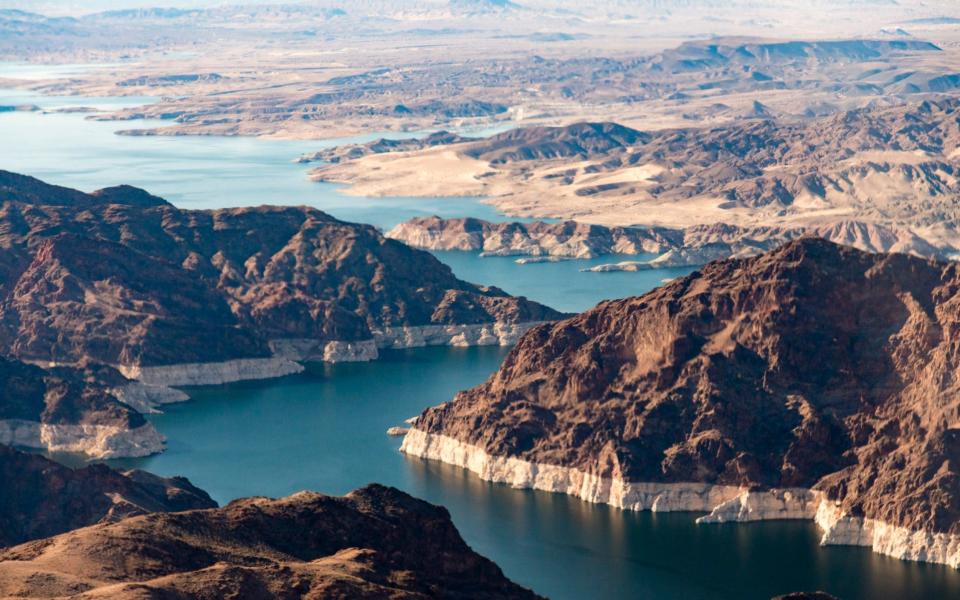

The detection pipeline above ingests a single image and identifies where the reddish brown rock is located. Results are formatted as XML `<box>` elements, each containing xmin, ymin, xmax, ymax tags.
<box><xmin>0</xmin><ymin>483</ymin><xmax>543</xmax><ymax>600</ymax></box>
<box><xmin>0</xmin><ymin>171</ymin><xmax>560</xmax><ymax>368</ymax></box>
<box><xmin>413</xmin><ymin>238</ymin><xmax>960</xmax><ymax>536</ymax></box>
<box><xmin>0</xmin><ymin>444</ymin><xmax>215</xmax><ymax>548</ymax></box>
<box><xmin>0</xmin><ymin>356</ymin><xmax>164</xmax><ymax>457</ymax></box>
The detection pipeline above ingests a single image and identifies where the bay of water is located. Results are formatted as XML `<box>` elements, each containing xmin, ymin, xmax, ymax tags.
<box><xmin>4</xmin><ymin>72</ymin><xmax>960</xmax><ymax>600</ymax></box>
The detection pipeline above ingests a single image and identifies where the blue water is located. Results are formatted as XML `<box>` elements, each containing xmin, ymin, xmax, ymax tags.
<box><xmin>0</xmin><ymin>92</ymin><xmax>507</xmax><ymax>229</ymax></box>
<box><xmin>434</xmin><ymin>251</ymin><xmax>692</xmax><ymax>314</ymax></box>
<box><xmin>108</xmin><ymin>348</ymin><xmax>960</xmax><ymax>600</ymax></box>
<box><xmin>4</xmin><ymin>77</ymin><xmax>960</xmax><ymax>600</ymax></box>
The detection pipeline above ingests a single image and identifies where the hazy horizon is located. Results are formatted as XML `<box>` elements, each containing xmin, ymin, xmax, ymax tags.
<box><xmin>4</xmin><ymin>0</ymin><xmax>958</xmax><ymax>18</ymax></box>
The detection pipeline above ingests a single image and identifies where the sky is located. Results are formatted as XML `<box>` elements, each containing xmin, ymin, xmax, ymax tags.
<box><xmin>0</xmin><ymin>0</ymin><xmax>299</xmax><ymax>16</ymax></box>
<box><xmin>2</xmin><ymin>0</ymin><xmax>955</xmax><ymax>18</ymax></box>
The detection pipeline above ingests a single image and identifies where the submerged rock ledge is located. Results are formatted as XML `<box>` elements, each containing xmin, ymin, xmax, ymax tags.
<box><xmin>401</xmin><ymin>429</ymin><xmax>960</xmax><ymax>568</ymax></box>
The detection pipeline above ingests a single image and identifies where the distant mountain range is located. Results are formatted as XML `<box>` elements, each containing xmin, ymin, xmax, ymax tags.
<box><xmin>2</xmin><ymin>0</ymin><xmax>955</xmax><ymax>19</ymax></box>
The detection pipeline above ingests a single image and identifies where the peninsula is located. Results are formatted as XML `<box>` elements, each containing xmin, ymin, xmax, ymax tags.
<box><xmin>403</xmin><ymin>238</ymin><xmax>960</xmax><ymax>569</ymax></box>
<box><xmin>0</xmin><ymin>171</ymin><xmax>561</xmax><ymax>456</ymax></box>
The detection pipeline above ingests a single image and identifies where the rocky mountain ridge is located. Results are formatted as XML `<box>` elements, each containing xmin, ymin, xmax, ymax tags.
<box><xmin>0</xmin><ymin>444</ymin><xmax>215</xmax><ymax>548</ymax></box>
<box><xmin>0</xmin><ymin>171</ymin><xmax>559</xmax><ymax>369</ymax></box>
<box><xmin>402</xmin><ymin>238</ymin><xmax>960</xmax><ymax>568</ymax></box>
<box><xmin>386</xmin><ymin>216</ymin><xmax>950</xmax><ymax>268</ymax></box>
<box><xmin>0</xmin><ymin>171</ymin><xmax>561</xmax><ymax>456</ymax></box>
<box><xmin>0</xmin><ymin>483</ymin><xmax>542</xmax><ymax>599</ymax></box>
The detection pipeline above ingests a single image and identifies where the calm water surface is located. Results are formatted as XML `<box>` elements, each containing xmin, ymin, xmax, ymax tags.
<box><xmin>4</xmin><ymin>72</ymin><xmax>960</xmax><ymax>600</ymax></box>
<box><xmin>109</xmin><ymin>348</ymin><xmax>960</xmax><ymax>600</ymax></box>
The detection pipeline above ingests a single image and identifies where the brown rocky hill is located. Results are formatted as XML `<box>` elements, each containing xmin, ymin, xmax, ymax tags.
<box><xmin>461</xmin><ymin>122</ymin><xmax>649</xmax><ymax>164</ymax></box>
<box><xmin>0</xmin><ymin>483</ymin><xmax>543</xmax><ymax>599</ymax></box>
<box><xmin>0</xmin><ymin>170</ymin><xmax>560</xmax><ymax>369</ymax></box>
<box><xmin>0</xmin><ymin>444</ymin><xmax>215</xmax><ymax>547</ymax></box>
<box><xmin>407</xmin><ymin>238</ymin><xmax>960</xmax><ymax>555</ymax></box>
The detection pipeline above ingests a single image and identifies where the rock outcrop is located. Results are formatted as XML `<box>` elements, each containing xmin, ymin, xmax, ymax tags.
<box><xmin>403</xmin><ymin>238</ymin><xmax>960</xmax><ymax>568</ymax></box>
<box><xmin>0</xmin><ymin>484</ymin><xmax>542</xmax><ymax>599</ymax></box>
<box><xmin>388</xmin><ymin>216</ymin><xmax>952</xmax><ymax>267</ymax></box>
<box><xmin>0</xmin><ymin>444</ymin><xmax>215</xmax><ymax>547</ymax></box>
<box><xmin>0</xmin><ymin>171</ymin><xmax>560</xmax><ymax>374</ymax></box>
<box><xmin>0</xmin><ymin>356</ymin><xmax>163</xmax><ymax>458</ymax></box>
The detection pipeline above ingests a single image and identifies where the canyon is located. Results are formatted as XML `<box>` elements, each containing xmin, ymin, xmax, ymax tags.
<box><xmin>6</xmin><ymin>4</ymin><xmax>960</xmax><ymax>595</ymax></box>
<box><xmin>403</xmin><ymin>238</ymin><xmax>960</xmax><ymax>568</ymax></box>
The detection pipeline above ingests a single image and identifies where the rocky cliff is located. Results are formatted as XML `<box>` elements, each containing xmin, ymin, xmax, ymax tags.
<box><xmin>0</xmin><ymin>483</ymin><xmax>542</xmax><ymax>599</ymax></box>
<box><xmin>0</xmin><ymin>356</ymin><xmax>164</xmax><ymax>458</ymax></box>
<box><xmin>403</xmin><ymin>238</ymin><xmax>960</xmax><ymax>567</ymax></box>
<box><xmin>0</xmin><ymin>444</ymin><xmax>215</xmax><ymax>547</ymax></box>
<box><xmin>0</xmin><ymin>171</ymin><xmax>560</xmax><ymax>370</ymax></box>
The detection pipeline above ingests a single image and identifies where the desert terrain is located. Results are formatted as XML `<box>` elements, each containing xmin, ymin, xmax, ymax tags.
<box><xmin>6</xmin><ymin>2</ymin><xmax>960</xmax><ymax>598</ymax></box>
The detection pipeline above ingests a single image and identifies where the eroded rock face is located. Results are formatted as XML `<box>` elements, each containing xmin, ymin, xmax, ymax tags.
<box><xmin>0</xmin><ymin>357</ymin><xmax>164</xmax><ymax>458</ymax></box>
<box><xmin>0</xmin><ymin>171</ymin><xmax>560</xmax><ymax>369</ymax></box>
<box><xmin>0</xmin><ymin>444</ymin><xmax>215</xmax><ymax>547</ymax></box>
<box><xmin>409</xmin><ymin>238</ymin><xmax>960</xmax><ymax>540</ymax></box>
<box><xmin>0</xmin><ymin>484</ymin><xmax>543</xmax><ymax>600</ymax></box>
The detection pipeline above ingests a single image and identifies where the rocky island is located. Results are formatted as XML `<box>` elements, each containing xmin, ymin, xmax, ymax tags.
<box><xmin>0</xmin><ymin>481</ymin><xmax>542</xmax><ymax>599</ymax></box>
<box><xmin>0</xmin><ymin>171</ymin><xmax>561</xmax><ymax>456</ymax></box>
<box><xmin>402</xmin><ymin>238</ymin><xmax>960</xmax><ymax>568</ymax></box>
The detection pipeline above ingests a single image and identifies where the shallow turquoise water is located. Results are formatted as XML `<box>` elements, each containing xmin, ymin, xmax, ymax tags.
<box><xmin>5</xmin><ymin>79</ymin><xmax>960</xmax><ymax>600</ymax></box>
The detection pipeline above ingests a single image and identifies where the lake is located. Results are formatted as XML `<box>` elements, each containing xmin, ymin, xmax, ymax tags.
<box><xmin>3</xmin><ymin>71</ymin><xmax>960</xmax><ymax>600</ymax></box>
<box><xmin>109</xmin><ymin>349</ymin><xmax>960</xmax><ymax>600</ymax></box>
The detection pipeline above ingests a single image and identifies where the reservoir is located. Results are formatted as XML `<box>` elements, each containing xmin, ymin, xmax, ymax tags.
<box><xmin>3</xmin><ymin>75</ymin><xmax>960</xmax><ymax>600</ymax></box>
